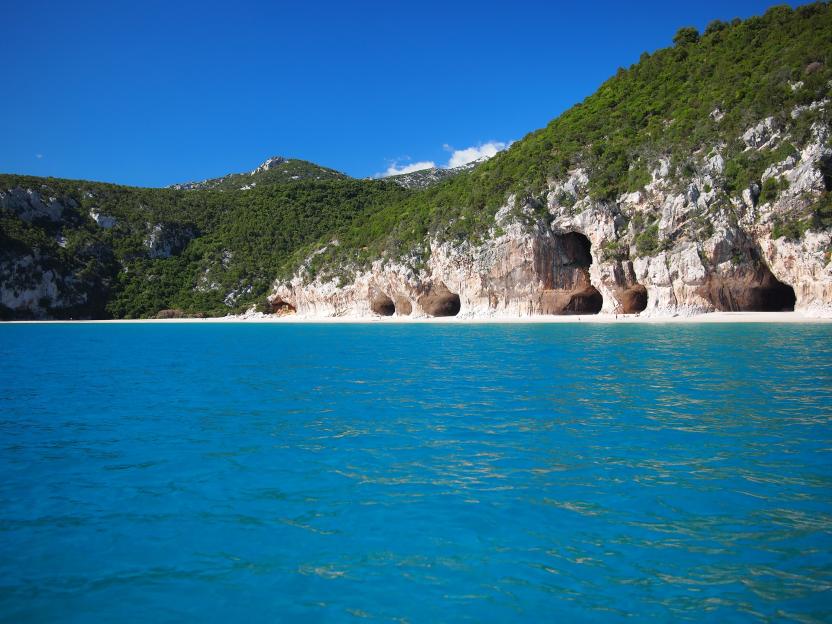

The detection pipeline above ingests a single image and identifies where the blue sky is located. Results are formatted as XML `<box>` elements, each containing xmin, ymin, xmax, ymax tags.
<box><xmin>2</xmin><ymin>0</ymin><xmax>792</xmax><ymax>187</ymax></box>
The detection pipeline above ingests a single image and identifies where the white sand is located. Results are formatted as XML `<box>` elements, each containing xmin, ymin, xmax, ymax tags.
<box><xmin>6</xmin><ymin>311</ymin><xmax>832</xmax><ymax>324</ymax></box>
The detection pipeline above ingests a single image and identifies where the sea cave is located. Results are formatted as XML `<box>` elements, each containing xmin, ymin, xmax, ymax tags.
<box><xmin>370</xmin><ymin>293</ymin><xmax>396</xmax><ymax>316</ymax></box>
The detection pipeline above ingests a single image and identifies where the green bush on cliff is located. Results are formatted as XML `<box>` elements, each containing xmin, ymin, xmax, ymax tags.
<box><xmin>635</xmin><ymin>224</ymin><xmax>661</xmax><ymax>257</ymax></box>
<box><xmin>760</xmin><ymin>176</ymin><xmax>790</xmax><ymax>203</ymax></box>
<box><xmin>769</xmin><ymin>191</ymin><xmax>831</xmax><ymax>240</ymax></box>
<box><xmin>810</xmin><ymin>192</ymin><xmax>832</xmax><ymax>229</ymax></box>
<box><xmin>772</xmin><ymin>216</ymin><xmax>811</xmax><ymax>240</ymax></box>
<box><xmin>724</xmin><ymin>142</ymin><xmax>799</xmax><ymax>196</ymax></box>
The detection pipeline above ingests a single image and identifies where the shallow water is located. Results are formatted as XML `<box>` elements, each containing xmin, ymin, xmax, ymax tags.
<box><xmin>1</xmin><ymin>323</ymin><xmax>831</xmax><ymax>622</ymax></box>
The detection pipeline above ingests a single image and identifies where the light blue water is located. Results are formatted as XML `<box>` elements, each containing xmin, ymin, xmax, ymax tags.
<box><xmin>1</xmin><ymin>323</ymin><xmax>831</xmax><ymax>623</ymax></box>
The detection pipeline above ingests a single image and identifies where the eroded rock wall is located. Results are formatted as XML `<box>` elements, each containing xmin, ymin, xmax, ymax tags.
<box><xmin>272</xmin><ymin>109</ymin><xmax>832</xmax><ymax>319</ymax></box>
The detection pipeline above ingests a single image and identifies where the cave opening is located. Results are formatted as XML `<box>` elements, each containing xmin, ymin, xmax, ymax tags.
<box><xmin>563</xmin><ymin>286</ymin><xmax>604</xmax><ymax>314</ymax></box>
<box><xmin>704</xmin><ymin>261</ymin><xmax>797</xmax><ymax>312</ymax></box>
<box><xmin>271</xmin><ymin>298</ymin><xmax>296</xmax><ymax>315</ymax></box>
<box><xmin>370</xmin><ymin>294</ymin><xmax>396</xmax><ymax>316</ymax></box>
<box><xmin>547</xmin><ymin>231</ymin><xmax>602</xmax><ymax>315</ymax></box>
<box><xmin>419</xmin><ymin>285</ymin><xmax>461</xmax><ymax>317</ymax></box>
<box><xmin>555</xmin><ymin>231</ymin><xmax>593</xmax><ymax>268</ymax></box>
<box><xmin>619</xmin><ymin>284</ymin><xmax>648</xmax><ymax>314</ymax></box>
<box><xmin>425</xmin><ymin>293</ymin><xmax>461</xmax><ymax>317</ymax></box>
<box><xmin>748</xmin><ymin>277</ymin><xmax>796</xmax><ymax>311</ymax></box>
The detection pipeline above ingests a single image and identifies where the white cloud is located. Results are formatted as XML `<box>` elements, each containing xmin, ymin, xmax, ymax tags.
<box><xmin>376</xmin><ymin>140</ymin><xmax>511</xmax><ymax>178</ymax></box>
<box><xmin>377</xmin><ymin>160</ymin><xmax>436</xmax><ymax>178</ymax></box>
<box><xmin>445</xmin><ymin>141</ymin><xmax>508</xmax><ymax>168</ymax></box>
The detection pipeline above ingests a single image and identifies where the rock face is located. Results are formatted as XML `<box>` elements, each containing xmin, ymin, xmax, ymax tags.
<box><xmin>0</xmin><ymin>255</ymin><xmax>64</xmax><ymax>317</ymax></box>
<box><xmin>0</xmin><ymin>252</ymin><xmax>96</xmax><ymax>319</ymax></box>
<box><xmin>273</xmin><ymin>223</ymin><xmax>627</xmax><ymax>318</ymax></box>
<box><xmin>251</xmin><ymin>156</ymin><xmax>287</xmax><ymax>175</ymax></box>
<box><xmin>0</xmin><ymin>188</ymin><xmax>68</xmax><ymax>223</ymax></box>
<box><xmin>89</xmin><ymin>209</ymin><xmax>116</xmax><ymax>229</ymax></box>
<box><xmin>144</xmin><ymin>223</ymin><xmax>198</xmax><ymax>259</ymax></box>
<box><xmin>272</xmin><ymin>112</ymin><xmax>832</xmax><ymax>318</ymax></box>
<box><xmin>0</xmin><ymin>193</ymin><xmax>115</xmax><ymax>319</ymax></box>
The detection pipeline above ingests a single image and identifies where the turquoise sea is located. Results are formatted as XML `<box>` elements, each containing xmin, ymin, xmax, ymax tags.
<box><xmin>1</xmin><ymin>323</ymin><xmax>831</xmax><ymax>622</ymax></box>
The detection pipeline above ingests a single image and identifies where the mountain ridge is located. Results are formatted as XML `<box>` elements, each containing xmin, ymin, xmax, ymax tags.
<box><xmin>169</xmin><ymin>156</ymin><xmax>349</xmax><ymax>191</ymax></box>
<box><xmin>169</xmin><ymin>154</ymin><xmax>485</xmax><ymax>192</ymax></box>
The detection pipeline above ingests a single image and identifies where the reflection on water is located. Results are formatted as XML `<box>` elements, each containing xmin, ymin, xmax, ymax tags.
<box><xmin>0</xmin><ymin>323</ymin><xmax>831</xmax><ymax>622</ymax></box>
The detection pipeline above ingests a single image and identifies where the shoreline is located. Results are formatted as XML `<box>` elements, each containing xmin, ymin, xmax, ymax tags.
<box><xmin>4</xmin><ymin>311</ymin><xmax>832</xmax><ymax>325</ymax></box>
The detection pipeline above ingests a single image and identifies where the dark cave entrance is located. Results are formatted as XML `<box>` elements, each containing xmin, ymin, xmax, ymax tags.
<box><xmin>424</xmin><ymin>292</ymin><xmax>461</xmax><ymax>317</ymax></box>
<box><xmin>748</xmin><ymin>277</ymin><xmax>796</xmax><ymax>312</ymax></box>
<box><xmin>419</xmin><ymin>284</ymin><xmax>462</xmax><ymax>317</ymax></box>
<box><xmin>619</xmin><ymin>284</ymin><xmax>648</xmax><ymax>314</ymax></box>
<box><xmin>556</xmin><ymin>232</ymin><xmax>594</xmax><ymax>268</ymax></box>
<box><xmin>370</xmin><ymin>294</ymin><xmax>396</xmax><ymax>316</ymax></box>
<box><xmin>549</xmin><ymin>232</ymin><xmax>602</xmax><ymax>315</ymax></box>
<box><xmin>704</xmin><ymin>261</ymin><xmax>797</xmax><ymax>312</ymax></box>
<box><xmin>563</xmin><ymin>286</ymin><xmax>604</xmax><ymax>314</ymax></box>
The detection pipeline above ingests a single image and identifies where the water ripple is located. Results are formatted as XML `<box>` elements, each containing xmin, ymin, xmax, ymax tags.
<box><xmin>0</xmin><ymin>322</ymin><xmax>830</xmax><ymax>622</ymax></box>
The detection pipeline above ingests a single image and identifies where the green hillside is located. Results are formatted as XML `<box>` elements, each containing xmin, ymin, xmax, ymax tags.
<box><xmin>0</xmin><ymin>175</ymin><xmax>404</xmax><ymax>318</ymax></box>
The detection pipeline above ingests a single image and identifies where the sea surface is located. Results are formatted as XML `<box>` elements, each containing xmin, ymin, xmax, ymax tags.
<box><xmin>1</xmin><ymin>323</ymin><xmax>831</xmax><ymax>623</ymax></box>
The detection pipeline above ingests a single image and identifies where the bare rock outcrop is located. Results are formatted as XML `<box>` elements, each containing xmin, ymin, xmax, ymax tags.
<box><xmin>0</xmin><ymin>252</ymin><xmax>91</xmax><ymax>319</ymax></box>
<box><xmin>144</xmin><ymin>223</ymin><xmax>198</xmax><ymax>259</ymax></box>
<box><xmin>0</xmin><ymin>188</ymin><xmax>69</xmax><ymax>223</ymax></box>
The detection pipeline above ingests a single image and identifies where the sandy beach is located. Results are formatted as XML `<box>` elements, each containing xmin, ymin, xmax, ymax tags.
<box><xmin>6</xmin><ymin>311</ymin><xmax>832</xmax><ymax>324</ymax></box>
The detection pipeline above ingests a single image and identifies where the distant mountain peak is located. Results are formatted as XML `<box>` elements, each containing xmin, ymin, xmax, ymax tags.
<box><xmin>169</xmin><ymin>156</ymin><xmax>347</xmax><ymax>191</ymax></box>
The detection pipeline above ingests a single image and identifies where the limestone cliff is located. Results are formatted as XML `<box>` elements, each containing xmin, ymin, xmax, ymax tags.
<box><xmin>271</xmin><ymin>110</ymin><xmax>832</xmax><ymax>318</ymax></box>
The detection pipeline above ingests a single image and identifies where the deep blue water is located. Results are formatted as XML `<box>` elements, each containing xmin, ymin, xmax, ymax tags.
<box><xmin>1</xmin><ymin>323</ymin><xmax>831</xmax><ymax>623</ymax></box>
